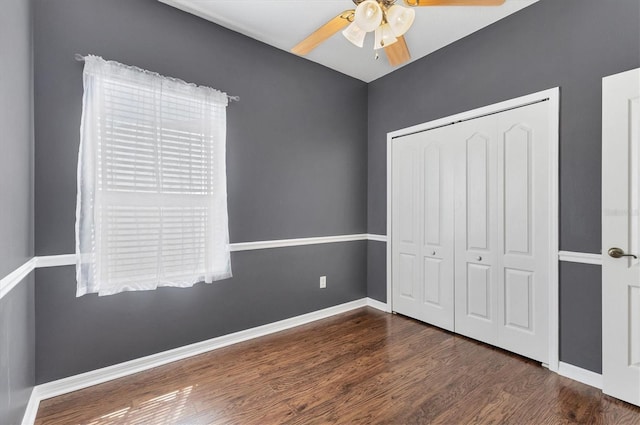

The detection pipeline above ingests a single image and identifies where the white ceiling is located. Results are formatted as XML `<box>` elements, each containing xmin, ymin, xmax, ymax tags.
<box><xmin>159</xmin><ymin>0</ymin><xmax>538</xmax><ymax>82</ymax></box>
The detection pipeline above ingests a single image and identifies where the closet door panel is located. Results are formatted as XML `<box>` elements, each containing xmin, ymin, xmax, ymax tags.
<box><xmin>423</xmin><ymin>257</ymin><xmax>442</xmax><ymax>305</ymax></box>
<box><xmin>466</xmin><ymin>134</ymin><xmax>490</xmax><ymax>251</ymax></box>
<box><xmin>504</xmin><ymin>268</ymin><xmax>533</xmax><ymax>331</ymax></box>
<box><xmin>398</xmin><ymin>146</ymin><xmax>417</xmax><ymax>247</ymax></box>
<box><xmin>466</xmin><ymin>263</ymin><xmax>492</xmax><ymax>320</ymax></box>
<box><xmin>392</xmin><ymin>128</ymin><xmax>455</xmax><ymax>331</ymax></box>
<box><xmin>398</xmin><ymin>253</ymin><xmax>417</xmax><ymax>299</ymax></box>
<box><xmin>455</xmin><ymin>118</ymin><xmax>499</xmax><ymax>344</ymax></box>
<box><xmin>424</xmin><ymin>144</ymin><xmax>442</xmax><ymax>246</ymax></box>
<box><xmin>420</xmin><ymin>129</ymin><xmax>454</xmax><ymax>331</ymax></box>
<box><xmin>497</xmin><ymin>102</ymin><xmax>549</xmax><ymax>363</ymax></box>
<box><xmin>504</xmin><ymin>125</ymin><xmax>532</xmax><ymax>256</ymax></box>
<box><xmin>393</xmin><ymin>137</ymin><xmax>422</xmax><ymax>313</ymax></box>
<box><xmin>420</xmin><ymin>129</ymin><xmax>455</xmax><ymax>330</ymax></box>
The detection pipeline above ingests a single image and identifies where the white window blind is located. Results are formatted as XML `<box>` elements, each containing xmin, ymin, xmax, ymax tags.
<box><xmin>76</xmin><ymin>55</ymin><xmax>232</xmax><ymax>296</ymax></box>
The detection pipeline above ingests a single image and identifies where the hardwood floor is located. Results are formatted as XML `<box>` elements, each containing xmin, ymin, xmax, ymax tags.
<box><xmin>36</xmin><ymin>308</ymin><xmax>640</xmax><ymax>424</ymax></box>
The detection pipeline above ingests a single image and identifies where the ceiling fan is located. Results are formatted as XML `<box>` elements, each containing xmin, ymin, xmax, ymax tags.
<box><xmin>291</xmin><ymin>0</ymin><xmax>506</xmax><ymax>67</ymax></box>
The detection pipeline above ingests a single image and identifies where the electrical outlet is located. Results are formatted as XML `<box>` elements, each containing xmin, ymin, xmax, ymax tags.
<box><xmin>319</xmin><ymin>276</ymin><xmax>327</xmax><ymax>289</ymax></box>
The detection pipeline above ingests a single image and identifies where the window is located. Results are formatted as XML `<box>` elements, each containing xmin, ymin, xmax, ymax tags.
<box><xmin>76</xmin><ymin>55</ymin><xmax>232</xmax><ymax>296</ymax></box>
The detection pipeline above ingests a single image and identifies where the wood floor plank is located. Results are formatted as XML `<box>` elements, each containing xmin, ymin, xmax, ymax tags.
<box><xmin>35</xmin><ymin>308</ymin><xmax>640</xmax><ymax>425</ymax></box>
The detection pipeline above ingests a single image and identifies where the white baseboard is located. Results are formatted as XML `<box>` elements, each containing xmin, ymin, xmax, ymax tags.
<box><xmin>22</xmin><ymin>298</ymin><xmax>372</xmax><ymax>424</ymax></box>
<box><xmin>366</xmin><ymin>297</ymin><xmax>389</xmax><ymax>312</ymax></box>
<box><xmin>20</xmin><ymin>388</ymin><xmax>41</xmax><ymax>425</ymax></box>
<box><xmin>558</xmin><ymin>361</ymin><xmax>603</xmax><ymax>389</ymax></box>
<box><xmin>19</xmin><ymin>299</ymin><xmax>608</xmax><ymax>424</ymax></box>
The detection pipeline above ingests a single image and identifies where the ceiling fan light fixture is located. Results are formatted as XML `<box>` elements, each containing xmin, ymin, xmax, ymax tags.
<box><xmin>386</xmin><ymin>5</ymin><xmax>415</xmax><ymax>37</ymax></box>
<box><xmin>354</xmin><ymin>0</ymin><xmax>383</xmax><ymax>32</ymax></box>
<box><xmin>342</xmin><ymin>21</ymin><xmax>367</xmax><ymax>48</ymax></box>
<box><xmin>374</xmin><ymin>23</ymin><xmax>398</xmax><ymax>50</ymax></box>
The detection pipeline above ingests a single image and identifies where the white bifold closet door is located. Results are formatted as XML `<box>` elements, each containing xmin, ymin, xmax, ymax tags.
<box><xmin>454</xmin><ymin>102</ymin><xmax>549</xmax><ymax>362</ymax></box>
<box><xmin>453</xmin><ymin>115</ymin><xmax>499</xmax><ymax>345</ymax></box>
<box><xmin>496</xmin><ymin>102</ymin><xmax>549</xmax><ymax>362</ymax></box>
<box><xmin>392</xmin><ymin>101</ymin><xmax>549</xmax><ymax>364</ymax></box>
<box><xmin>392</xmin><ymin>126</ymin><xmax>455</xmax><ymax>331</ymax></box>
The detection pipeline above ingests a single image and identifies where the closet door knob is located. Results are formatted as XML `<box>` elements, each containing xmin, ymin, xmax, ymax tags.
<box><xmin>432</xmin><ymin>251</ymin><xmax>436</xmax><ymax>256</ymax></box>
<box><xmin>477</xmin><ymin>256</ymin><xmax>482</xmax><ymax>261</ymax></box>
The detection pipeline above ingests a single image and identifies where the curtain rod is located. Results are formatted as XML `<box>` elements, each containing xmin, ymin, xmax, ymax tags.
<box><xmin>74</xmin><ymin>54</ymin><xmax>240</xmax><ymax>102</ymax></box>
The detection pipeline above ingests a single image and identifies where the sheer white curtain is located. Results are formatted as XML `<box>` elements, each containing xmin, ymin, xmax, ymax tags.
<box><xmin>76</xmin><ymin>55</ymin><xmax>232</xmax><ymax>296</ymax></box>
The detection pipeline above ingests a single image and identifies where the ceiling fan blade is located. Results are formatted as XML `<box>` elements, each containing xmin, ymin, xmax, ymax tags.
<box><xmin>291</xmin><ymin>10</ymin><xmax>354</xmax><ymax>56</ymax></box>
<box><xmin>404</xmin><ymin>0</ymin><xmax>505</xmax><ymax>5</ymax></box>
<box><xmin>384</xmin><ymin>36</ymin><xmax>411</xmax><ymax>67</ymax></box>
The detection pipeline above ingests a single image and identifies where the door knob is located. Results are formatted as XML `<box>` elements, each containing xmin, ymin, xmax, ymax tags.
<box><xmin>608</xmin><ymin>247</ymin><xmax>637</xmax><ymax>259</ymax></box>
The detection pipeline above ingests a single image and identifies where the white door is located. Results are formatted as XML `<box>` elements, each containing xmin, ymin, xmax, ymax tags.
<box><xmin>392</xmin><ymin>127</ymin><xmax>455</xmax><ymax>331</ymax></box>
<box><xmin>602</xmin><ymin>67</ymin><xmax>640</xmax><ymax>406</ymax></box>
<box><xmin>496</xmin><ymin>102</ymin><xmax>549</xmax><ymax>363</ymax></box>
<box><xmin>454</xmin><ymin>116</ymin><xmax>499</xmax><ymax>345</ymax></box>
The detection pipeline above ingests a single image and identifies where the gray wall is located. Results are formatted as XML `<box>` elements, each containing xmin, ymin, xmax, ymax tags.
<box><xmin>367</xmin><ymin>0</ymin><xmax>640</xmax><ymax>371</ymax></box>
<box><xmin>367</xmin><ymin>241</ymin><xmax>386</xmax><ymax>303</ymax></box>
<box><xmin>560</xmin><ymin>262</ymin><xmax>602</xmax><ymax>373</ymax></box>
<box><xmin>0</xmin><ymin>0</ymin><xmax>34</xmax><ymax>277</ymax></box>
<box><xmin>0</xmin><ymin>0</ymin><xmax>35</xmax><ymax>423</ymax></box>
<box><xmin>0</xmin><ymin>277</ymin><xmax>35</xmax><ymax>425</ymax></box>
<box><xmin>29</xmin><ymin>0</ymin><xmax>637</xmax><ymax>386</ymax></box>
<box><xmin>33</xmin><ymin>0</ymin><xmax>368</xmax><ymax>383</ymax></box>
<box><xmin>36</xmin><ymin>243</ymin><xmax>365</xmax><ymax>382</ymax></box>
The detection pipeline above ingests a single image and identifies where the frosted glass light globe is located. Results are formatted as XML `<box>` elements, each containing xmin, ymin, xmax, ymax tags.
<box><xmin>374</xmin><ymin>23</ymin><xmax>398</xmax><ymax>49</ymax></box>
<box><xmin>342</xmin><ymin>22</ymin><xmax>367</xmax><ymax>48</ymax></box>
<box><xmin>354</xmin><ymin>0</ymin><xmax>383</xmax><ymax>32</ymax></box>
<box><xmin>387</xmin><ymin>5</ymin><xmax>416</xmax><ymax>37</ymax></box>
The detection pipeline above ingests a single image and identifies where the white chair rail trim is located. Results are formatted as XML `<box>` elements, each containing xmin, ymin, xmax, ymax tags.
<box><xmin>557</xmin><ymin>251</ymin><xmax>602</xmax><ymax>265</ymax></box>
<box><xmin>1</xmin><ymin>244</ymin><xmax>601</xmax><ymax>303</ymax></box>
<box><xmin>231</xmin><ymin>234</ymin><xmax>369</xmax><ymax>251</ymax></box>
<box><xmin>0</xmin><ymin>258</ymin><xmax>36</xmax><ymax>300</ymax></box>
<box><xmin>1</xmin><ymin>234</ymin><xmax>389</xmax><ymax>301</ymax></box>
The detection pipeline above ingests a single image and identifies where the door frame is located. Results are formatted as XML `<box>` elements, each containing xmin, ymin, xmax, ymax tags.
<box><xmin>386</xmin><ymin>87</ymin><xmax>560</xmax><ymax>371</ymax></box>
